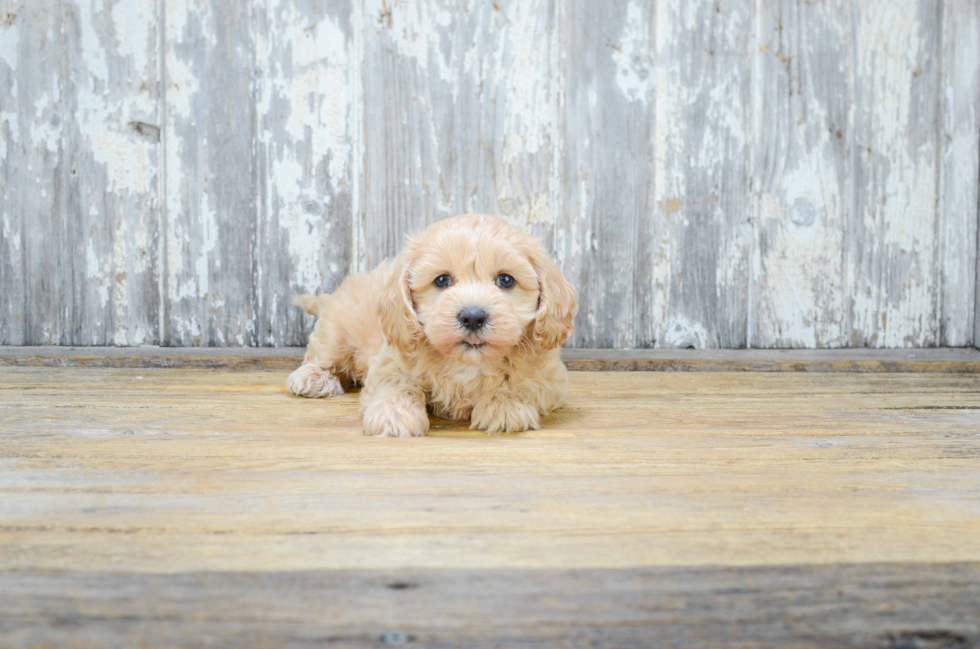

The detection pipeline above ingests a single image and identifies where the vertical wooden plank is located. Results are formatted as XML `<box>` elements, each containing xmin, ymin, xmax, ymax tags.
<box><xmin>849</xmin><ymin>0</ymin><xmax>941</xmax><ymax>347</ymax></box>
<box><xmin>939</xmin><ymin>0</ymin><xmax>979</xmax><ymax>347</ymax></box>
<box><xmin>559</xmin><ymin>0</ymin><xmax>655</xmax><ymax>348</ymax></box>
<box><xmin>456</xmin><ymin>0</ymin><xmax>559</xmax><ymax>247</ymax></box>
<box><xmin>752</xmin><ymin>0</ymin><xmax>850</xmax><ymax>348</ymax></box>
<box><xmin>164</xmin><ymin>0</ymin><xmax>255</xmax><ymax>346</ymax></box>
<box><xmin>252</xmin><ymin>0</ymin><xmax>354</xmax><ymax>347</ymax></box>
<box><xmin>360</xmin><ymin>0</ymin><xmax>458</xmax><ymax>270</ymax></box>
<box><xmin>0</xmin><ymin>1</ymin><xmax>72</xmax><ymax>345</ymax></box>
<box><xmin>652</xmin><ymin>0</ymin><xmax>754</xmax><ymax>349</ymax></box>
<box><xmin>0</xmin><ymin>1</ymin><xmax>26</xmax><ymax>344</ymax></box>
<box><xmin>65</xmin><ymin>0</ymin><xmax>161</xmax><ymax>345</ymax></box>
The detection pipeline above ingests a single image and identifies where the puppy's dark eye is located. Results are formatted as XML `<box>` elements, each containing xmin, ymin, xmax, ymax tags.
<box><xmin>434</xmin><ymin>274</ymin><xmax>453</xmax><ymax>289</ymax></box>
<box><xmin>495</xmin><ymin>274</ymin><xmax>515</xmax><ymax>289</ymax></box>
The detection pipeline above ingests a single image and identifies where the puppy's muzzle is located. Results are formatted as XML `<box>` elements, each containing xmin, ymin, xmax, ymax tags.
<box><xmin>458</xmin><ymin>307</ymin><xmax>488</xmax><ymax>332</ymax></box>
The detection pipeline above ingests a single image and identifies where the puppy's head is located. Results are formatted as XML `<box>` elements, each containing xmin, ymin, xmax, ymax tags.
<box><xmin>380</xmin><ymin>214</ymin><xmax>577</xmax><ymax>365</ymax></box>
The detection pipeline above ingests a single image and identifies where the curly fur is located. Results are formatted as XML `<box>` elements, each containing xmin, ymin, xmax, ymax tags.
<box><xmin>286</xmin><ymin>214</ymin><xmax>578</xmax><ymax>437</ymax></box>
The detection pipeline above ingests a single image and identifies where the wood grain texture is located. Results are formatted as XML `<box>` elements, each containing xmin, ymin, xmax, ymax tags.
<box><xmin>653</xmin><ymin>0</ymin><xmax>753</xmax><ymax>349</ymax></box>
<box><xmin>360</xmin><ymin>0</ymin><xmax>458</xmax><ymax>270</ymax></box>
<box><xmin>252</xmin><ymin>0</ymin><xmax>355</xmax><ymax>346</ymax></box>
<box><xmin>849</xmin><ymin>0</ymin><xmax>943</xmax><ymax>348</ymax></box>
<box><xmin>0</xmin><ymin>1</ymin><xmax>72</xmax><ymax>345</ymax></box>
<box><xmin>163</xmin><ymin>0</ymin><xmax>256</xmax><ymax>346</ymax></box>
<box><xmin>66</xmin><ymin>0</ymin><xmax>162</xmax><ymax>346</ymax></box>
<box><xmin>2</xmin><ymin>367</ymin><xmax>980</xmax><ymax>572</ymax></box>
<box><xmin>559</xmin><ymin>0</ymin><xmax>654</xmax><ymax>348</ymax></box>
<box><xmin>456</xmin><ymin>0</ymin><xmax>559</xmax><ymax>246</ymax></box>
<box><xmin>940</xmin><ymin>0</ymin><xmax>979</xmax><ymax>348</ymax></box>
<box><xmin>0</xmin><ymin>3</ymin><xmax>18</xmax><ymax>345</ymax></box>
<box><xmin>1</xmin><ymin>366</ymin><xmax>980</xmax><ymax>644</ymax></box>
<box><xmin>2</xmin><ymin>564</ymin><xmax>978</xmax><ymax>648</ymax></box>
<box><xmin>1</xmin><ymin>1</ymin><xmax>979</xmax><ymax>349</ymax></box>
<box><xmin>752</xmin><ymin>0</ymin><xmax>850</xmax><ymax>348</ymax></box>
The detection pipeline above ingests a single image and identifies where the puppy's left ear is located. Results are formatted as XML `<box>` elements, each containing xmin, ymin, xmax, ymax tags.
<box><xmin>532</xmin><ymin>250</ymin><xmax>578</xmax><ymax>350</ymax></box>
<box><xmin>379</xmin><ymin>256</ymin><xmax>422</xmax><ymax>352</ymax></box>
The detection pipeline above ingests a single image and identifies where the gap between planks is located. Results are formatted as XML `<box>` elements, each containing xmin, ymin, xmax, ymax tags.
<box><xmin>0</xmin><ymin>346</ymin><xmax>979</xmax><ymax>372</ymax></box>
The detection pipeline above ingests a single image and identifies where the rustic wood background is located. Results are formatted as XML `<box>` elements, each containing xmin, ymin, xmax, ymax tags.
<box><xmin>1</xmin><ymin>0</ymin><xmax>978</xmax><ymax>349</ymax></box>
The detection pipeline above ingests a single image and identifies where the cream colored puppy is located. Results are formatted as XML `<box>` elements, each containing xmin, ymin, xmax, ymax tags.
<box><xmin>286</xmin><ymin>213</ymin><xmax>578</xmax><ymax>437</ymax></box>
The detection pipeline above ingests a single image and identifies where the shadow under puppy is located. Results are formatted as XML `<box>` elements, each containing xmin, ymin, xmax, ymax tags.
<box><xmin>287</xmin><ymin>213</ymin><xmax>578</xmax><ymax>437</ymax></box>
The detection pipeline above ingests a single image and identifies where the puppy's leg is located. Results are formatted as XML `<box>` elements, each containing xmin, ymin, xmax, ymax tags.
<box><xmin>286</xmin><ymin>364</ymin><xmax>345</xmax><ymax>398</ymax></box>
<box><xmin>470</xmin><ymin>355</ymin><xmax>568</xmax><ymax>434</ymax></box>
<box><xmin>359</xmin><ymin>350</ymin><xmax>429</xmax><ymax>438</ymax></box>
<box><xmin>288</xmin><ymin>298</ymin><xmax>349</xmax><ymax>398</ymax></box>
<box><xmin>470</xmin><ymin>392</ymin><xmax>540</xmax><ymax>434</ymax></box>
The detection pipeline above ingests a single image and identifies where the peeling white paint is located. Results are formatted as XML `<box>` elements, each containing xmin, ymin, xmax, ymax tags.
<box><xmin>940</xmin><ymin>1</ymin><xmax>980</xmax><ymax>346</ymax></box>
<box><xmin>350</xmin><ymin>0</ymin><xmax>366</xmax><ymax>274</ymax></box>
<box><xmin>2</xmin><ymin>0</ymin><xmax>977</xmax><ymax>348</ymax></box>
<box><xmin>111</xmin><ymin>0</ymin><xmax>152</xmax><ymax>75</ymax></box>
<box><xmin>612</xmin><ymin>1</ymin><xmax>652</xmax><ymax>103</ymax></box>
<box><xmin>194</xmin><ymin>186</ymin><xmax>216</xmax><ymax>299</ymax></box>
<box><xmin>77</xmin><ymin>1</ymin><xmax>109</xmax><ymax>84</ymax></box>
<box><xmin>851</xmin><ymin>0</ymin><xmax>938</xmax><ymax>347</ymax></box>
<box><xmin>1</xmin><ymin>214</ymin><xmax>14</xmax><ymax>251</ymax></box>
<box><xmin>31</xmin><ymin>92</ymin><xmax>61</xmax><ymax>153</ymax></box>
<box><xmin>649</xmin><ymin>0</ymin><xmax>755</xmax><ymax>348</ymax></box>
<box><xmin>77</xmin><ymin>0</ymin><xmax>157</xmax><ymax>195</ymax></box>
<box><xmin>164</xmin><ymin>55</ymin><xmax>199</xmax><ymax>120</ymax></box>
<box><xmin>662</xmin><ymin>315</ymin><xmax>710</xmax><ymax>349</ymax></box>
<box><xmin>492</xmin><ymin>2</ymin><xmax>556</xmax><ymax>161</ymax></box>
<box><xmin>374</xmin><ymin>0</ymin><xmax>454</xmax><ymax>84</ymax></box>
<box><xmin>0</xmin><ymin>18</ymin><xmax>17</xmax><ymax>69</ymax></box>
<box><xmin>164</xmin><ymin>0</ymin><xmax>209</xmax><ymax>328</ymax></box>
<box><xmin>0</xmin><ymin>18</ymin><xmax>18</xmax><ymax>165</ymax></box>
<box><xmin>87</xmin><ymin>128</ymin><xmax>155</xmax><ymax>195</ymax></box>
<box><xmin>68</xmin><ymin>0</ymin><xmax>160</xmax><ymax>345</ymax></box>
<box><xmin>86</xmin><ymin>238</ymin><xmax>110</xmax><ymax>309</ymax></box>
<box><xmin>255</xmin><ymin>2</ymin><xmax>352</xmax><ymax>299</ymax></box>
<box><xmin>164</xmin><ymin>0</ymin><xmax>201</xmax><ymax>120</ymax></box>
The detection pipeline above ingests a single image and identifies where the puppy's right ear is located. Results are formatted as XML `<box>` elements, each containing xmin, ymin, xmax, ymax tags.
<box><xmin>379</xmin><ymin>257</ymin><xmax>422</xmax><ymax>352</ymax></box>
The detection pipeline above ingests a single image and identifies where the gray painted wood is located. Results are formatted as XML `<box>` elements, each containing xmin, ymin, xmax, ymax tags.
<box><xmin>456</xmin><ymin>0</ymin><xmax>559</xmax><ymax>248</ymax></box>
<box><xmin>652</xmin><ymin>0</ymin><xmax>754</xmax><ymax>349</ymax></box>
<box><xmin>559</xmin><ymin>0</ymin><xmax>655</xmax><ymax>348</ymax></box>
<box><xmin>3</xmin><ymin>564</ymin><xmax>979</xmax><ymax>647</ymax></box>
<box><xmin>163</xmin><ymin>0</ymin><xmax>256</xmax><ymax>346</ymax></box>
<box><xmin>941</xmin><ymin>0</ymin><xmax>979</xmax><ymax>348</ymax></box>
<box><xmin>0</xmin><ymin>1</ymin><xmax>72</xmax><ymax>345</ymax></box>
<box><xmin>65</xmin><ymin>0</ymin><xmax>162</xmax><ymax>346</ymax></box>
<box><xmin>850</xmin><ymin>0</ymin><xmax>943</xmax><ymax>348</ymax></box>
<box><xmin>753</xmin><ymin>0</ymin><xmax>850</xmax><ymax>348</ymax></box>
<box><xmin>1</xmin><ymin>0</ymin><xmax>978</xmax><ymax>349</ymax></box>
<box><xmin>252</xmin><ymin>0</ymin><xmax>355</xmax><ymax>347</ymax></box>
<box><xmin>360</xmin><ymin>0</ymin><xmax>459</xmax><ymax>270</ymax></box>
<box><xmin>0</xmin><ymin>5</ymin><xmax>17</xmax><ymax>345</ymax></box>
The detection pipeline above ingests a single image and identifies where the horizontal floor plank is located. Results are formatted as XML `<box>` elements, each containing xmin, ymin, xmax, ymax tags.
<box><xmin>2</xmin><ymin>369</ymin><xmax>979</xmax><ymax>572</ymax></box>
<box><xmin>1</xmin><ymin>564</ymin><xmax>978</xmax><ymax>648</ymax></box>
<box><xmin>3</xmin><ymin>366</ymin><xmax>980</xmax><ymax>645</ymax></box>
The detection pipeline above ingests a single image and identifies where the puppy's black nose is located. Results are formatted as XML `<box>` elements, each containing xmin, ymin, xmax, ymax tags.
<box><xmin>458</xmin><ymin>307</ymin><xmax>488</xmax><ymax>332</ymax></box>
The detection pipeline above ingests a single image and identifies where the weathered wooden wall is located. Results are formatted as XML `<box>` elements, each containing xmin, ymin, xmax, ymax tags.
<box><xmin>1</xmin><ymin>0</ymin><xmax>978</xmax><ymax>348</ymax></box>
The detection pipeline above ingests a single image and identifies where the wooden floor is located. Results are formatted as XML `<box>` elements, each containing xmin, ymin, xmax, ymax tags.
<box><xmin>2</xmin><ymin>359</ymin><xmax>980</xmax><ymax>647</ymax></box>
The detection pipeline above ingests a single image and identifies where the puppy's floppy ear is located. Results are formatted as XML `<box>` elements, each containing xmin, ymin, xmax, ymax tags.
<box><xmin>379</xmin><ymin>256</ymin><xmax>422</xmax><ymax>352</ymax></box>
<box><xmin>532</xmin><ymin>250</ymin><xmax>578</xmax><ymax>350</ymax></box>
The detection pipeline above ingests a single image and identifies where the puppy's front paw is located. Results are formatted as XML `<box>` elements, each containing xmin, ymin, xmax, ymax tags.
<box><xmin>287</xmin><ymin>364</ymin><xmax>344</xmax><ymax>398</ymax></box>
<box><xmin>471</xmin><ymin>397</ymin><xmax>540</xmax><ymax>434</ymax></box>
<box><xmin>362</xmin><ymin>395</ymin><xmax>430</xmax><ymax>438</ymax></box>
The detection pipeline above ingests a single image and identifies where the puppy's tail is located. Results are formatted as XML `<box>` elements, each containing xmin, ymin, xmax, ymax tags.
<box><xmin>294</xmin><ymin>294</ymin><xmax>325</xmax><ymax>317</ymax></box>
